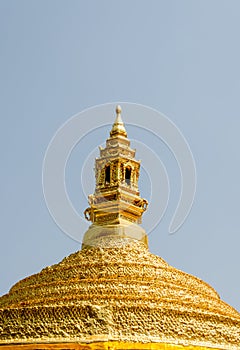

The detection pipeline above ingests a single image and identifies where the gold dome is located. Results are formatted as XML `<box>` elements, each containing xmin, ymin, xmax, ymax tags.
<box><xmin>0</xmin><ymin>239</ymin><xmax>240</xmax><ymax>349</ymax></box>
<box><xmin>1</xmin><ymin>107</ymin><xmax>240</xmax><ymax>349</ymax></box>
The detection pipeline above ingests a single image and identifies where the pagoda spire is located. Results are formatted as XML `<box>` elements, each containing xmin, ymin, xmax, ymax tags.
<box><xmin>82</xmin><ymin>106</ymin><xmax>148</xmax><ymax>248</ymax></box>
<box><xmin>110</xmin><ymin>105</ymin><xmax>127</xmax><ymax>138</ymax></box>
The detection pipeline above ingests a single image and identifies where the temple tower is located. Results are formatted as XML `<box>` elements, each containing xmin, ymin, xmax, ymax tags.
<box><xmin>83</xmin><ymin>105</ymin><xmax>148</xmax><ymax>248</ymax></box>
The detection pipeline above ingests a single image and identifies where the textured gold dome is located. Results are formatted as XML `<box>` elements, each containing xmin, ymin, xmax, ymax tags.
<box><xmin>0</xmin><ymin>238</ymin><xmax>239</xmax><ymax>349</ymax></box>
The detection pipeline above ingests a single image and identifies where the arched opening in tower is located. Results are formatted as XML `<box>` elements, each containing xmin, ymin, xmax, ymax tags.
<box><xmin>105</xmin><ymin>165</ymin><xmax>111</xmax><ymax>184</ymax></box>
<box><xmin>125</xmin><ymin>167</ymin><xmax>131</xmax><ymax>185</ymax></box>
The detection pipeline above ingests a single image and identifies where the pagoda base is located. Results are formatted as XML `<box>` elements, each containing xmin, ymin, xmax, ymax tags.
<box><xmin>0</xmin><ymin>342</ymin><xmax>225</xmax><ymax>350</ymax></box>
<box><xmin>82</xmin><ymin>220</ymin><xmax>148</xmax><ymax>249</ymax></box>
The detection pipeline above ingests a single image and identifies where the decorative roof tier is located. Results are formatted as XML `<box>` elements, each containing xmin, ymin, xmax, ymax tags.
<box><xmin>0</xmin><ymin>106</ymin><xmax>239</xmax><ymax>350</ymax></box>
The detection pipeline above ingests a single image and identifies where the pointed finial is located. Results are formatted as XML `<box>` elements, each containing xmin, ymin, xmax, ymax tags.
<box><xmin>110</xmin><ymin>105</ymin><xmax>127</xmax><ymax>137</ymax></box>
<box><xmin>116</xmin><ymin>105</ymin><xmax>122</xmax><ymax>116</ymax></box>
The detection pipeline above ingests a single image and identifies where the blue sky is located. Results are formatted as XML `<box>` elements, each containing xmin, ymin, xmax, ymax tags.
<box><xmin>0</xmin><ymin>1</ymin><xmax>240</xmax><ymax>312</ymax></box>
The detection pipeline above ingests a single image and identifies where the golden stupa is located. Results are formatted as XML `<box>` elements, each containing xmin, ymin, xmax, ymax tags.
<box><xmin>0</xmin><ymin>106</ymin><xmax>240</xmax><ymax>350</ymax></box>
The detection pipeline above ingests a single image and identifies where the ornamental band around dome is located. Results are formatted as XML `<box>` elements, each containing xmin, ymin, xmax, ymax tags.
<box><xmin>0</xmin><ymin>106</ymin><xmax>239</xmax><ymax>350</ymax></box>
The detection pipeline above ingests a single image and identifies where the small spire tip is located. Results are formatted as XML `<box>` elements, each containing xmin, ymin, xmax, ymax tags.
<box><xmin>116</xmin><ymin>105</ymin><xmax>122</xmax><ymax>115</ymax></box>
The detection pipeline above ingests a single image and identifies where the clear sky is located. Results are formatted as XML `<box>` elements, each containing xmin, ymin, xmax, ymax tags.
<box><xmin>0</xmin><ymin>0</ymin><xmax>240</xmax><ymax>312</ymax></box>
